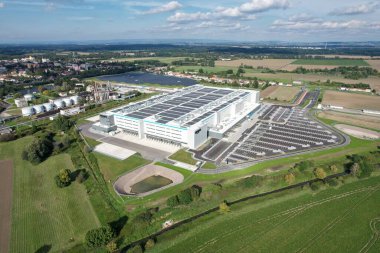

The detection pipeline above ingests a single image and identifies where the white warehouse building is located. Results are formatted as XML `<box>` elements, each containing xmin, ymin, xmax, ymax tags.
<box><xmin>93</xmin><ymin>85</ymin><xmax>261</xmax><ymax>149</ymax></box>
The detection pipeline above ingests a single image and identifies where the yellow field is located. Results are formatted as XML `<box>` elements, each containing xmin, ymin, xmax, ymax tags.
<box><xmin>261</xmin><ymin>86</ymin><xmax>300</xmax><ymax>101</ymax></box>
<box><xmin>322</xmin><ymin>90</ymin><xmax>380</xmax><ymax>111</ymax></box>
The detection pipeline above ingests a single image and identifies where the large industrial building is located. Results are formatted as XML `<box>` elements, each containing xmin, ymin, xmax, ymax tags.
<box><xmin>92</xmin><ymin>85</ymin><xmax>260</xmax><ymax>149</ymax></box>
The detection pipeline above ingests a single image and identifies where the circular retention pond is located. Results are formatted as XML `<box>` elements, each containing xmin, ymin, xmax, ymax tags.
<box><xmin>113</xmin><ymin>164</ymin><xmax>184</xmax><ymax>197</ymax></box>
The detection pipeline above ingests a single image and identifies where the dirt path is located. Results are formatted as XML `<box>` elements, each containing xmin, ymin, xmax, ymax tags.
<box><xmin>0</xmin><ymin>160</ymin><xmax>13</xmax><ymax>253</ymax></box>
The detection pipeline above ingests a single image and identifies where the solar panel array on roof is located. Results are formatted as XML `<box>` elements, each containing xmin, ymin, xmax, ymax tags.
<box><xmin>115</xmin><ymin>86</ymin><xmax>245</xmax><ymax>125</ymax></box>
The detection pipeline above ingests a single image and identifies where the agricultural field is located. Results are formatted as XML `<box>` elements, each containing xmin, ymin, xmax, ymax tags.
<box><xmin>318</xmin><ymin>111</ymin><xmax>380</xmax><ymax>131</ymax></box>
<box><xmin>261</xmin><ymin>85</ymin><xmax>301</xmax><ymax>102</ymax></box>
<box><xmin>292</xmin><ymin>58</ymin><xmax>369</xmax><ymax>66</ymax></box>
<box><xmin>149</xmin><ymin>175</ymin><xmax>380</xmax><ymax>253</ymax></box>
<box><xmin>366</xmin><ymin>60</ymin><xmax>380</xmax><ymax>71</ymax></box>
<box><xmin>243</xmin><ymin>72</ymin><xmax>380</xmax><ymax>91</ymax></box>
<box><xmin>215</xmin><ymin>59</ymin><xmax>294</xmax><ymax>70</ymax></box>
<box><xmin>322</xmin><ymin>90</ymin><xmax>380</xmax><ymax>111</ymax></box>
<box><xmin>0</xmin><ymin>137</ymin><xmax>100</xmax><ymax>253</ymax></box>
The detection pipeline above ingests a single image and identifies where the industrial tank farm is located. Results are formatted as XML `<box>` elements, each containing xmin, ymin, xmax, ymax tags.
<box><xmin>21</xmin><ymin>95</ymin><xmax>80</xmax><ymax>116</ymax></box>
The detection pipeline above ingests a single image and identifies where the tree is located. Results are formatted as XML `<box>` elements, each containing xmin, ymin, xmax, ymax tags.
<box><xmin>144</xmin><ymin>239</ymin><xmax>155</xmax><ymax>250</ymax></box>
<box><xmin>85</xmin><ymin>225</ymin><xmax>115</xmax><ymax>248</ymax></box>
<box><xmin>314</xmin><ymin>168</ymin><xmax>327</xmax><ymax>180</ymax></box>
<box><xmin>167</xmin><ymin>195</ymin><xmax>179</xmax><ymax>207</ymax></box>
<box><xmin>52</xmin><ymin>115</ymin><xmax>74</xmax><ymax>131</ymax></box>
<box><xmin>106</xmin><ymin>241</ymin><xmax>117</xmax><ymax>252</ymax></box>
<box><xmin>189</xmin><ymin>185</ymin><xmax>201</xmax><ymax>200</ymax></box>
<box><xmin>55</xmin><ymin>169</ymin><xmax>72</xmax><ymax>188</ymax></box>
<box><xmin>177</xmin><ymin>189</ymin><xmax>193</xmax><ymax>205</ymax></box>
<box><xmin>284</xmin><ymin>173</ymin><xmax>295</xmax><ymax>185</ymax></box>
<box><xmin>350</xmin><ymin>163</ymin><xmax>361</xmax><ymax>177</ymax></box>
<box><xmin>219</xmin><ymin>201</ymin><xmax>230</xmax><ymax>213</ymax></box>
<box><xmin>329</xmin><ymin>165</ymin><xmax>338</xmax><ymax>173</ymax></box>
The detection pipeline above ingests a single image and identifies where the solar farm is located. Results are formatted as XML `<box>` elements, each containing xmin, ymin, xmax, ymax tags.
<box><xmin>203</xmin><ymin>104</ymin><xmax>345</xmax><ymax>164</ymax></box>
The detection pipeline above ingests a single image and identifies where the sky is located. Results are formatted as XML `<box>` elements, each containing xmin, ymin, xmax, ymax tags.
<box><xmin>0</xmin><ymin>0</ymin><xmax>379</xmax><ymax>43</ymax></box>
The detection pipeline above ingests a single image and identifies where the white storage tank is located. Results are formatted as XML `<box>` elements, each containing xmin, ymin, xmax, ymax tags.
<box><xmin>22</xmin><ymin>106</ymin><xmax>35</xmax><ymax>116</ymax></box>
<box><xmin>43</xmin><ymin>103</ymin><xmax>53</xmax><ymax>112</ymax></box>
<box><xmin>24</xmin><ymin>94</ymin><xmax>34</xmax><ymax>102</ymax></box>
<box><xmin>54</xmin><ymin>99</ymin><xmax>65</xmax><ymax>108</ymax></box>
<box><xmin>71</xmin><ymin>95</ymin><xmax>79</xmax><ymax>105</ymax></box>
<box><xmin>63</xmin><ymin>97</ymin><xmax>73</xmax><ymax>107</ymax></box>
<box><xmin>34</xmin><ymin>104</ymin><xmax>45</xmax><ymax>114</ymax></box>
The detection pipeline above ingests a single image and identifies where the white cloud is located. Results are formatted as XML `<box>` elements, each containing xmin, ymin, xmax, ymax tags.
<box><xmin>332</xmin><ymin>2</ymin><xmax>379</xmax><ymax>15</ymax></box>
<box><xmin>167</xmin><ymin>0</ymin><xmax>288</xmax><ymax>23</ymax></box>
<box><xmin>67</xmin><ymin>16</ymin><xmax>94</xmax><ymax>21</ymax></box>
<box><xmin>143</xmin><ymin>1</ymin><xmax>182</xmax><ymax>14</ymax></box>
<box><xmin>271</xmin><ymin>18</ymin><xmax>367</xmax><ymax>30</ymax></box>
<box><xmin>0</xmin><ymin>2</ymin><xmax>4</xmax><ymax>8</ymax></box>
<box><xmin>240</xmin><ymin>0</ymin><xmax>289</xmax><ymax>13</ymax></box>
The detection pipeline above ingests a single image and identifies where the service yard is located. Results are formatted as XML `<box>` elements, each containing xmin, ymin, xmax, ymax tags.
<box><xmin>261</xmin><ymin>86</ymin><xmax>301</xmax><ymax>102</ymax></box>
<box><xmin>322</xmin><ymin>90</ymin><xmax>380</xmax><ymax>111</ymax></box>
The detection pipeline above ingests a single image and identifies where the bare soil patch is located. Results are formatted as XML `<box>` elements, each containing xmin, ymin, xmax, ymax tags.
<box><xmin>216</xmin><ymin>59</ymin><xmax>294</xmax><ymax>70</ymax></box>
<box><xmin>0</xmin><ymin>160</ymin><xmax>13</xmax><ymax>253</ymax></box>
<box><xmin>366</xmin><ymin>60</ymin><xmax>380</xmax><ymax>71</ymax></box>
<box><xmin>322</xmin><ymin>90</ymin><xmax>380</xmax><ymax>111</ymax></box>
<box><xmin>334</xmin><ymin>124</ymin><xmax>380</xmax><ymax>139</ymax></box>
<box><xmin>318</xmin><ymin>111</ymin><xmax>380</xmax><ymax>131</ymax></box>
<box><xmin>261</xmin><ymin>86</ymin><xmax>300</xmax><ymax>101</ymax></box>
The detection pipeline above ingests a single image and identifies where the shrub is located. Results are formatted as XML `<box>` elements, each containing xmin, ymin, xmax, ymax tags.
<box><xmin>144</xmin><ymin>238</ymin><xmax>155</xmax><ymax>250</ymax></box>
<box><xmin>240</xmin><ymin>175</ymin><xmax>264</xmax><ymax>188</ymax></box>
<box><xmin>314</xmin><ymin>168</ymin><xmax>327</xmax><ymax>180</ymax></box>
<box><xmin>167</xmin><ymin>195</ymin><xmax>179</xmax><ymax>207</ymax></box>
<box><xmin>128</xmin><ymin>245</ymin><xmax>143</xmax><ymax>253</ymax></box>
<box><xmin>219</xmin><ymin>201</ymin><xmax>230</xmax><ymax>213</ymax></box>
<box><xmin>132</xmin><ymin>211</ymin><xmax>153</xmax><ymax>229</ymax></box>
<box><xmin>295</xmin><ymin>160</ymin><xmax>314</xmax><ymax>172</ymax></box>
<box><xmin>189</xmin><ymin>185</ymin><xmax>202</xmax><ymax>199</ymax></box>
<box><xmin>350</xmin><ymin>163</ymin><xmax>361</xmax><ymax>177</ymax></box>
<box><xmin>76</xmin><ymin>169</ymin><xmax>88</xmax><ymax>183</ymax></box>
<box><xmin>55</xmin><ymin>169</ymin><xmax>72</xmax><ymax>188</ymax></box>
<box><xmin>52</xmin><ymin>115</ymin><xmax>74</xmax><ymax>131</ymax></box>
<box><xmin>326</xmin><ymin>178</ymin><xmax>339</xmax><ymax>187</ymax></box>
<box><xmin>85</xmin><ymin>225</ymin><xmax>115</xmax><ymax>248</ymax></box>
<box><xmin>329</xmin><ymin>165</ymin><xmax>338</xmax><ymax>173</ymax></box>
<box><xmin>310</xmin><ymin>182</ymin><xmax>320</xmax><ymax>191</ymax></box>
<box><xmin>284</xmin><ymin>173</ymin><xmax>295</xmax><ymax>185</ymax></box>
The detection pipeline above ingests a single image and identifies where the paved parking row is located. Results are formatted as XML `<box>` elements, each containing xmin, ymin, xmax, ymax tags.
<box><xmin>224</xmin><ymin>106</ymin><xmax>344</xmax><ymax>164</ymax></box>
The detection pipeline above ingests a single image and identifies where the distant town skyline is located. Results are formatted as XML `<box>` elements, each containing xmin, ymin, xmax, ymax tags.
<box><xmin>0</xmin><ymin>0</ymin><xmax>379</xmax><ymax>43</ymax></box>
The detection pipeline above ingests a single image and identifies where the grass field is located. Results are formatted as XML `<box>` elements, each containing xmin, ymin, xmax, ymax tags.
<box><xmin>318</xmin><ymin>111</ymin><xmax>380</xmax><ymax>131</ymax></box>
<box><xmin>149</xmin><ymin>175</ymin><xmax>380</xmax><ymax>253</ymax></box>
<box><xmin>322</xmin><ymin>90</ymin><xmax>380</xmax><ymax>111</ymax></box>
<box><xmin>95</xmin><ymin>153</ymin><xmax>149</xmax><ymax>182</ymax></box>
<box><xmin>292</xmin><ymin>58</ymin><xmax>369</xmax><ymax>66</ymax></box>
<box><xmin>261</xmin><ymin>85</ymin><xmax>301</xmax><ymax>102</ymax></box>
<box><xmin>0</xmin><ymin>137</ymin><xmax>100</xmax><ymax>253</ymax></box>
<box><xmin>168</xmin><ymin>149</ymin><xmax>197</xmax><ymax>165</ymax></box>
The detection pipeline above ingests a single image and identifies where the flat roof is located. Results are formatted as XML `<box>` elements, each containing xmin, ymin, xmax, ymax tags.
<box><xmin>111</xmin><ymin>85</ymin><xmax>256</xmax><ymax>127</ymax></box>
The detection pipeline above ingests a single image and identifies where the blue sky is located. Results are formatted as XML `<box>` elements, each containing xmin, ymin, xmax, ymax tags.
<box><xmin>0</xmin><ymin>0</ymin><xmax>379</xmax><ymax>42</ymax></box>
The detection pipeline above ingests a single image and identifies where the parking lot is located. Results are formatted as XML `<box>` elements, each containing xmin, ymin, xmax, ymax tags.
<box><xmin>223</xmin><ymin>105</ymin><xmax>345</xmax><ymax>164</ymax></box>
